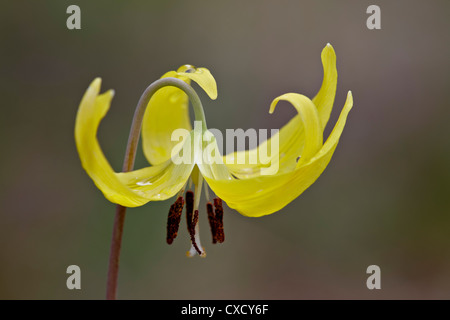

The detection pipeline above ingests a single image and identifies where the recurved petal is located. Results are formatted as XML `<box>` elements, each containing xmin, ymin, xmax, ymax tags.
<box><xmin>141</xmin><ymin>66</ymin><xmax>217</xmax><ymax>166</ymax></box>
<box><xmin>141</xmin><ymin>70</ymin><xmax>192</xmax><ymax>166</ymax></box>
<box><xmin>204</xmin><ymin>91</ymin><xmax>353</xmax><ymax>217</ymax></box>
<box><xmin>75</xmin><ymin>79</ymin><xmax>194</xmax><ymax>207</ymax></box>
<box><xmin>269</xmin><ymin>93</ymin><xmax>323</xmax><ymax>167</ymax></box>
<box><xmin>224</xmin><ymin>44</ymin><xmax>337</xmax><ymax>178</ymax></box>
<box><xmin>224</xmin><ymin>115</ymin><xmax>303</xmax><ymax>178</ymax></box>
<box><xmin>116</xmin><ymin>131</ymin><xmax>196</xmax><ymax>202</ymax></box>
<box><xmin>224</xmin><ymin>93</ymin><xmax>322</xmax><ymax>178</ymax></box>
<box><xmin>116</xmin><ymin>156</ymin><xmax>195</xmax><ymax>202</ymax></box>
<box><xmin>312</xmin><ymin>43</ymin><xmax>338</xmax><ymax>131</ymax></box>
<box><xmin>179</xmin><ymin>66</ymin><xmax>218</xmax><ymax>100</ymax></box>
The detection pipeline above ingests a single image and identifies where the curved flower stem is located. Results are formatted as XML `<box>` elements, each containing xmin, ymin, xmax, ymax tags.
<box><xmin>106</xmin><ymin>204</ymin><xmax>126</xmax><ymax>300</ymax></box>
<box><xmin>106</xmin><ymin>77</ymin><xmax>206</xmax><ymax>300</ymax></box>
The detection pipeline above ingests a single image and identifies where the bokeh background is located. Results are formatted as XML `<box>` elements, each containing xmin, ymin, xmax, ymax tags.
<box><xmin>1</xmin><ymin>0</ymin><xmax>449</xmax><ymax>299</ymax></box>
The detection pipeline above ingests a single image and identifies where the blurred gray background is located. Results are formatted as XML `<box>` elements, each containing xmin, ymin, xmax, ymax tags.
<box><xmin>1</xmin><ymin>0</ymin><xmax>449</xmax><ymax>299</ymax></box>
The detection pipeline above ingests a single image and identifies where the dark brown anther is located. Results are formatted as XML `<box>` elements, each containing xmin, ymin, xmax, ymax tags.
<box><xmin>166</xmin><ymin>196</ymin><xmax>184</xmax><ymax>244</ymax></box>
<box><xmin>207</xmin><ymin>198</ymin><xmax>225</xmax><ymax>244</ymax></box>
<box><xmin>213</xmin><ymin>198</ymin><xmax>225</xmax><ymax>243</ymax></box>
<box><xmin>185</xmin><ymin>191</ymin><xmax>202</xmax><ymax>255</ymax></box>
<box><xmin>206</xmin><ymin>202</ymin><xmax>217</xmax><ymax>244</ymax></box>
<box><xmin>185</xmin><ymin>191</ymin><xmax>194</xmax><ymax>218</ymax></box>
<box><xmin>185</xmin><ymin>191</ymin><xmax>194</xmax><ymax>233</ymax></box>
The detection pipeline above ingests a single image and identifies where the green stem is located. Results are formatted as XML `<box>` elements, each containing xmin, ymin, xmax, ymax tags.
<box><xmin>106</xmin><ymin>77</ymin><xmax>206</xmax><ymax>300</ymax></box>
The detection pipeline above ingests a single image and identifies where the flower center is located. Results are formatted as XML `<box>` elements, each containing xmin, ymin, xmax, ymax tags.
<box><xmin>166</xmin><ymin>172</ymin><xmax>225</xmax><ymax>257</ymax></box>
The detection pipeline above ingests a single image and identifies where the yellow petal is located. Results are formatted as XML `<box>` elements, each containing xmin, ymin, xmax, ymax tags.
<box><xmin>203</xmin><ymin>91</ymin><xmax>353</xmax><ymax>217</ymax></box>
<box><xmin>269</xmin><ymin>93</ymin><xmax>322</xmax><ymax>167</ymax></box>
<box><xmin>197</xmin><ymin>130</ymin><xmax>234</xmax><ymax>181</ymax></box>
<box><xmin>312</xmin><ymin>43</ymin><xmax>337</xmax><ymax>130</ymax></box>
<box><xmin>141</xmin><ymin>70</ymin><xmax>192</xmax><ymax>165</ymax></box>
<box><xmin>75</xmin><ymin>79</ymin><xmax>194</xmax><ymax>207</ymax></box>
<box><xmin>224</xmin><ymin>116</ymin><xmax>303</xmax><ymax>178</ymax></box>
<box><xmin>225</xmin><ymin>93</ymin><xmax>322</xmax><ymax>178</ymax></box>
<box><xmin>141</xmin><ymin>66</ymin><xmax>217</xmax><ymax>165</ymax></box>
<box><xmin>179</xmin><ymin>66</ymin><xmax>218</xmax><ymax>100</ymax></box>
<box><xmin>116</xmin><ymin>156</ymin><xmax>194</xmax><ymax>202</ymax></box>
<box><xmin>224</xmin><ymin>44</ymin><xmax>336</xmax><ymax>178</ymax></box>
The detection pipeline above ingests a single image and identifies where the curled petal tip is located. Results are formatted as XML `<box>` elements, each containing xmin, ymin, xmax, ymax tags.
<box><xmin>91</xmin><ymin>77</ymin><xmax>102</xmax><ymax>88</ymax></box>
<box><xmin>178</xmin><ymin>67</ymin><xmax>218</xmax><ymax>100</ymax></box>
<box><xmin>323</xmin><ymin>43</ymin><xmax>335</xmax><ymax>53</ymax></box>
<box><xmin>198</xmin><ymin>67</ymin><xmax>218</xmax><ymax>100</ymax></box>
<box><xmin>347</xmin><ymin>91</ymin><xmax>354</xmax><ymax>106</ymax></box>
<box><xmin>177</xmin><ymin>64</ymin><xmax>196</xmax><ymax>73</ymax></box>
<box><xmin>268</xmin><ymin>97</ymin><xmax>281</xmax><ymax>114</ymax></box>
<box><xmin>206</xmin><ymin>86</ymin><xmax>218</xmax><ymax>100</ymax></box>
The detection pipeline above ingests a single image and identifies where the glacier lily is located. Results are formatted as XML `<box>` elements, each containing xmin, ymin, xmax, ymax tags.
<box><xmin>75</xmin><ymin>44</ymin><xmax>353</xmax><ymax>299</ymax></box>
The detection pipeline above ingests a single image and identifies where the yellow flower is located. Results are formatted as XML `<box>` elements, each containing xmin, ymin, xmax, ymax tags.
<box><xmin>75</xmin><ymin>44</ymin><xmax>353</xmax><ymax>256</ymax></box>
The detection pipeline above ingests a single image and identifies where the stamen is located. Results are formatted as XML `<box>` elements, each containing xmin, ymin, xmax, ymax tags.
<box><xmin>188</xmin><ymin>210</ymin><xmax>202</xmax><ymax>255</ymax></box>
<box><xmin>186</xmin><ymin>190</ymin><xmax>194</xmax><ymax>222</ymax></box>
<box><xmin>206</xmin><ymin>202</ymin><xmax>217</xmax><ymax>244</ymax></box>
<box><xmin>206</xmin><ymin>198</ymin><xmax>225</xmax><ymax>244</ymax></box>
<box><xmin>166</xmin><ymin>196</ymin><xmax>184</xmax><ymax>244</ymax></box>
<box><xmin>185</xmin><ymin>191</ymin><xmax>202</xmax><ymax>256</ymax></box>
<box><xmin>177</xmin><ymin>180</ymin><xmax>188</xmax><ymax>198</ymax></box>
<box><xmin>214</xmin><ymin>198</ymin><xmax>225</xmax><ymax>243</ymax></box>
<box><xmin>204</xmin><ymin>183</ymin><xmax>210</xmax><ymax>202</ymax></box>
